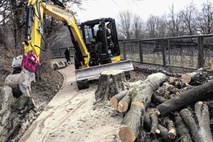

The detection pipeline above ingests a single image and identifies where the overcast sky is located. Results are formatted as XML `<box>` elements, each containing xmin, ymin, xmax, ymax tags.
<box><xmin>70</xmin><ymin>0</ymin><xmax>204</xmax><ymax>22</ymax></box>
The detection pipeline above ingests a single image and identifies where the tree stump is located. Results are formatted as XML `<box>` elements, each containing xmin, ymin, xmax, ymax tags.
<box><xmin>95</xmin><ymin>70</ymin><xmax>128</xmax><ymax>102</ymax></box>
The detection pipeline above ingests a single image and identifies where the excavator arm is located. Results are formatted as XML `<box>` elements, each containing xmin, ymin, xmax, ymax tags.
<box><xmin>5</xmin><ymin>0</ymin><xmax>133</xmax><ymax>97</ymax></box>
<box><xmin>4</xmin><ymin>0</ymin><xmax>90</xmax><ymax>97</ymax></box>
<box><xmin>24</xmin><ymin>0</ymin><xmax>90</xmax><ymax>67</ymax></box>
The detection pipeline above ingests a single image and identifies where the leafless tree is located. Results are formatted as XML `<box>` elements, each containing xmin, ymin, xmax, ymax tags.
<box><xmin>180</xmin><ymin>2</ymin><xmax>197</xmax><ymax>35</ymax></box>
<box><xmin>166</xmin><ymin>5</ymin><xmax>184</xmax><ymax>37</ymax></box>
<box><xmin>132</xmin><ymin>14</ymin><xmax>144</xmax><ymax>39</ymax></box>
<box><xmin>196</xmin><ymin>0</ymin><xmax>213</xmax><ymax>34</ymax></box>
<box><xmin>146</xmin><ymin>15</ymin><xmax>159</xmax><ymax>38</ymax></box>
<box><xmin>117</xmin><ymin>10</ymin><xmax>133</xmax><ymax>39</ymax></box>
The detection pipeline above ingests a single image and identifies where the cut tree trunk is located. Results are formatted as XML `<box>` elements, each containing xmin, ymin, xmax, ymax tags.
<box><xmin>152</xmin><ymin>94</ymin><xmax>167</xmax><ymax>104</ymax></box>
<box><xmin>0</xmin><ymin>86</ymin><xmax>34</xmax><ymax>142</ymax></box>
<box><xmin>144</xmin><ymin>113</ymin><xmax>172</xmax><ymax>142</ymax></box>
<box><xmin>95</xmin><ymin>70</ymin><xmax>128</xmax><ymax>102</ymax></box>
<box><xmin>119</xmin><ymin>73</ymin><xmax>167</xmax><ymax>142</ymax></box>
<box><xmin>109</xmin><ymin>90</ymin><xmax>128</xmax><ymax>109</ymax></box>
<box><xmin>181</xmin><ymin>69</ymin><xmax>208</xmax><ymax>85</ymax></box>
<box><xmin>175</xmin><ymin>114</ymin><xmax>193</xmax><ymax>142</ymax></box>
<box><xmin>181</xmin><ymin>71</ymin><xmax>200</xmax><ymax>84</ymax></box>
<box><xmin>165</xmin><ymin>117</ymin><xmax>176</xmax><ymax>140</ymax></box>
<box><xmin>117</xmin><ymin>88</ymin><xmax>139</xmax><ymax>113</ymax></box>
<box><xmin>117</xmin><ymin>93</ymin><xmax>131</xmax><ymax>113</ymax></box>
<box><xmin>150</xmin><ymin>109</ymin><xmax>160</xmax><ymax>134</ymax></box>
<box><xmin>157</xmin><ymin>80</ymin><xmax>213</xmax><ymax>117</ymax></box>
<box><xmin>180</xmin><ymin>101</ymin><xmax>213</xmax><ymax>142</ymax></box>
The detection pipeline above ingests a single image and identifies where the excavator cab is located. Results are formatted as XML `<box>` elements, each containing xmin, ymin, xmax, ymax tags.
<box><xmin>79</xmin><ymin>18</ymin><xmax>120</xmax><ymax>67</ymax></box>
<box><xmin>75</xmin><ymin>18</ymin><xmax>134</xmax><ymax>89</ymax></box>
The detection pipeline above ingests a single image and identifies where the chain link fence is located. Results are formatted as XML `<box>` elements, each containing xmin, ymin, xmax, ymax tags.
<box><xmin>119</xmin><ymin>34</ymin><xmax>213</xmax><ymax>69</ymax></box>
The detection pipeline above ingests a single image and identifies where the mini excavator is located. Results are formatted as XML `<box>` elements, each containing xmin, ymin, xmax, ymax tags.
<box><xmin>4</xmin><ymin>0</ymin><xmax>133</xmax><ymax>97</ymax></box>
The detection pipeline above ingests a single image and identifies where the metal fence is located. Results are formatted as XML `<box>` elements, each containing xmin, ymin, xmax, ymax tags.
<box><xmin>119</xmin><ymin>34</ymin><xmax>213</xmax><ymax>69</ymax></box>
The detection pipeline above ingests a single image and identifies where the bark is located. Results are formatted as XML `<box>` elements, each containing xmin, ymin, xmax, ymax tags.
<box><xmin>157</xmin><ymin>80</ymin><xmax>213</xmax><ymax>117</ymax></box>
<box><xmin>175</xmin><ymin>114</ymin><xmax>193</xmax><ymax>142</ymax></box>
<box><xmin>181</xmin><ymin>70</ymin><xmax>208</xmax><ymax>85</ymax></box>
<box><xmin>119</xmin><ymin>73</ymin><xmax>167</xmax><ymax>142</ymax></box>
<box><xmin>180</xmin><ymin>101</ymin><xmax>213</xmax><ymax>142</ymax></box>
<box><xmin>165</xmin><ymin>117</ymin><xmax>176</xmax><ymax>140</ymax></box>
<box><xmin>150</xmin><ymin>109</ymin><xmax>160</xmax><ymax>134</ymax></box>
<box><xmin>0</xmin><ymin>86</ymin><xmax>34</xmax><ymax>142</ymax></box>
<box><xmin>168</xmin><ymin>77</ymin><xmax>186</xmax><ymax>89</ymax></box>
<box><xmin>118</xmin><ymin>92</ymin><xmax>131</xmax><ymax>113</ymax></box>
<box><xmin>95</xmin><ymin>70</ymin><xmax>128</xmax><ymax>102</ymax></box>
<box><xmin>144</xmin><ymin>113</ymin><xmax>172</xmax><ymax>142</ymax></box>
<box><xmin>109</xmin><ymin>90</ymin><xmax>128</xmax><ymax>109</ymax></box>
<box><xmin>152</xmin><ymin>94</ymin><xmax>167</xmax><ymax>104</ymax></box>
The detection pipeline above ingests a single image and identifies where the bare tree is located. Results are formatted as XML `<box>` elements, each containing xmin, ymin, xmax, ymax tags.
<box><xmin>117</xmin><ymin>10</ymin><xmax>133</xmax><ymax>39</ymax></box>
<box><xmin>132</xmin><ymin>14</ymin><xmax>144</xmax><ymax>39</ymax></box>
<box><xmin>180</xmin><ymin>2</ymin><xmax>197</xmax><ymax>35</ymax></box>
<box><xmin>196</xmin><ymin>0</ymin><xmax>213</xmax><ymax>34</ymax></box>
<box><xmin>146</xmin><ymin>15</ymin><xmax>159</xmax><ymax>38</ymax></box>
<box><xmin>166</xmin><ymin>5</ymin><xmax>184</xmax><ymax>37</ymax></box>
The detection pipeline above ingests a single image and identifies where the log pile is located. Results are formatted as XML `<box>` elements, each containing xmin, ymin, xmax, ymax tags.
<box><xmin>95</xmin><ymin>69</ymin><xmax>213</xmax><ymax>142</ymax></box>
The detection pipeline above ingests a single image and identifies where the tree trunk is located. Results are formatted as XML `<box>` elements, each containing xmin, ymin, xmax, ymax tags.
<box><xmin>144</xmin><ymin>113</ymin><xmax>172</xmax><ymax>142</ymax></box>
<box><xmin>0</xmin><ymin>86</ymin><xmax>34</xmax><ymax>142</ymax></box>
<box><xmin>180</xmin><ymin>101</ymin><xmax>213</xmax><ymax>142</ymax></box>
<box><xmin>175</xmin><ymin>114</ymin><xmax>193</xmax><ymax>142</ymax></box>
<box><xmin>150</xmin><ymin>109</ymin><xmax>160</xmax><ymax>134</ymax></box>
<box><xmin>119</xmin><ymin>73</ymin><xmax>167</xmax><ymax>142</ymax></box>
<box><xmin>157</xmin><ymin>80</ymin><xmax>213</xmax><ymax>117</ymax></box>
<box><xmin>95</xmin><ymin>70</ymin><xmax>128</xmax><ymax>102</ymax></box>
<box><xmin>165</xmin><ymin>117</ymin><xmax>176</xmax><ymax>140</ymax></box>
<box><xmin>117</xmin><ymin>90</ymin><xmax>132</xmax><ymax>113</ymax></box>
<box><xmin>181</xmin><ymin>69</ymin><xmax>208</xmax><ymax>85</ymax></box>
<box><xmin>109</xmin><ymin>90</ymin><xmax>128</xmax><ymax>109</ymax></box>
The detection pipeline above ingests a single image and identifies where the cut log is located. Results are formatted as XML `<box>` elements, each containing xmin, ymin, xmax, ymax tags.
<box><xmin>95</xmin><ymin>70</ymin><xmax>128</xmax><ymax>102</ymax></box>
<box><xmin>180</xmin><ymin>102</ymin><xmax>213</xmax><ymax>142</ymax></box>
<box><xmin>181</xmin><ymin>69</ymin><xmax>208</xmax><ymax>85</ymax></box>
<box><xmin>165</xmin><ymin>117</ymin><xmax>176</xmax><ymax>140</ymax></box>
<box><xmin>175</xmin><ymin>114</ymin><xmax>193</xmax><ymax>142</ymax></box>
<box><xmin>150</xmin><ymin>109</ymin><xmax>160</xmax><ymax>134</ymax></box>
<box><xmin>109</xmin><ymin>90</ymin><xmax>128</xmax><ymax>109</ymax></box>
<box><xmin>117</xmin><ymin>88</ymin><xmax>138</xmax><ymax>113</ymax></box>
<box><xmin>157</xmin><ymin>80</ymin><xmax>213</xmax><ymax>117</ymax></box>
<box><xmin>119</xmin><ymin>73</ymin><xmax>167</xmax><ymax>142</ymax></box>
<box><xmin>144</xmin><ymin>113</ymin><xmax>172</xmax><ymax>142</ymax></box>
<box><xmin>152</xmin><ymin>94</ymin><xmax>167</xmax><ymax>104</ymax></box>
<box><xmin>181</xmin><ymin>72</ymin><xmax>199</xmax><ymax>84</ymax></box>
<box><xmin>117</xmin><ymin>92</ymin><xmax>131</xmax><ymax>113</ymax></box>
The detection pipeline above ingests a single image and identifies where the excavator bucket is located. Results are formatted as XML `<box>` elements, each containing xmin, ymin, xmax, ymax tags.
<box><xmin>75</xmin><ymin>60</ymin><xmax>134</xmax><ymax>81</ymax></box>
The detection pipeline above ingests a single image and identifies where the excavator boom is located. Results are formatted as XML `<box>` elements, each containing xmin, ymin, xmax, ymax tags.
<box><xmin>5</xmin><ymin>0</ymin><xmax>133</xmax><ymax>97</ymax></box>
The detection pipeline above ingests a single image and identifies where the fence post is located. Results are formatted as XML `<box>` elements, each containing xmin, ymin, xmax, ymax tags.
<box><xmin>139</xmin><ymin>41</ymin><xmax>143</xmax><ymax>63</ymax></box>
<box><xmin>123</xmin><ymin>40</ymin><xmax>126</xmax><ymax>60</ymax></box>
<box><xmin>161</xmin><ymin>41</ymin><xmax>166</xmax><ymax>67</ymax></box>
<box><xmin>168</xmin><ymin>40</ymin><xmax>171</xmax><ymax>65</ymax></box>
<box><xmin>197</xmin><ymin>36</ymin><xmax>204</xmax><ymax>68</ymax></box>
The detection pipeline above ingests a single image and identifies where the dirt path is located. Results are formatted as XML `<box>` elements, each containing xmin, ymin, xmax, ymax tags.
<box><xmin>20</xmin><ymin>64</ymin><xmax>122</xmax><ymax>142</ymax></box>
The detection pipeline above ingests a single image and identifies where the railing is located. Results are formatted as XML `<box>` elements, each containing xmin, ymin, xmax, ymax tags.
<box><xmin>119</xmin><ymin>34</ymin><xmax>213</xmax><ymax>69</ymax></box>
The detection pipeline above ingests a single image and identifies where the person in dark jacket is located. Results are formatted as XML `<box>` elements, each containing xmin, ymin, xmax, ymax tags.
<box><xmin>64</xmin><ymin>47</ymin><xmax>71</xmax><ymax>64</ymax></box>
